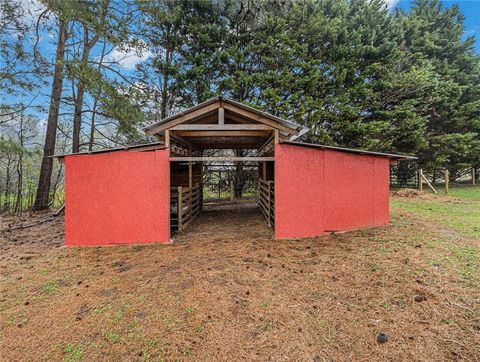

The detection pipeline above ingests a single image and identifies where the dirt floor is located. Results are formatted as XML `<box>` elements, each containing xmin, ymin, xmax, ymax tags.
<box><xmin>0</xmin><ymin>199</ymin><xmax>479</xmax><ymax>361</ymax></box>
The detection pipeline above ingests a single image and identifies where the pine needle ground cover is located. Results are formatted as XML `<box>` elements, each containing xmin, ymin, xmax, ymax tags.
<box><xmin>1</xmin><ymin>195</ymin><xmax>479</xmax><ymax>361</ymax></box>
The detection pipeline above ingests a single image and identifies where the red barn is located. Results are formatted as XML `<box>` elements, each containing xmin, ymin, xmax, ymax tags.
<box><xmin>57</xmin><ymin>97</ymin><xmax>412</xmax><ymax>246</ymax></box>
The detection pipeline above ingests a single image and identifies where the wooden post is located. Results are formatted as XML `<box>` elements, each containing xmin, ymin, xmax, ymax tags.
<box><xmin>178</xmin><ymin>186</ymin><xmax>183</xmax><ymax>231</ymax></box>
<box><xmin>165</xmin><ymin>130</ymin><xmax>170</xmax><ymax>147</ymax></box>
<box><xmin>445</xmin><ymin>169</ymin><xmax>449</xmax><ymax>194</ymax></box>
<box><xmin>230</xmin><ymin>182</ymin><xmax>234</xmax><ymax>201</ymax></box>
<box><xmin>218</xmin><ymin>171</ymin><xmax>221</xmax><ymax>199</ymax></box>
<box><xmin>418</xmin><ymin>169</ymin><xmax>423</xmax><ymax>192</ymax></box>
<box><xmin>267</xmin><ymin>181</ymin><xmax>272</xmax><ymax>227</ymax></box>
<box><xmin>188</xmin><ymin>146</ymin><xmax>192</xmax><ymax>206</ymax></box>
<box><xmin>472</xmin><ymin>167</ymin><xmax>476</xmax><ymax>185</ymax></box>
<box><xmin>274</xmin><ymin>129</ymin><xmax>279</xmax><ymax>144</ymax></box>
<box><xmin>262</xmin><ymin>161</ymin><xmax>266</xmax><ymax>181</ymax></box>
<box><xmin>218</xmin><ymin>107</ymin><xmax>224</xmax><ymax>125</ymax></box>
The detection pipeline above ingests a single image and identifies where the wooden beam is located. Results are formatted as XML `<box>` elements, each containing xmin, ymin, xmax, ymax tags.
<box><xmin>145</xmin><ymin>102</ymin><xmax>220</xmax><ymax>135</ymax></box>
<box><xmin>221</xmin><ymin>103</ymin><xmax>299</xmax><ymax>135</ymax></box>
<box><xmin>171</xmin><ymin>157</ymin><xmax>275</xmax><ymax>162</ymax></box>
<box><xmin>165</xmin><ymin>130</ymin><xmax>170</xmax><ymax>147</ymax></box>
<box><xmin>171</xmin><ymin>124</ymin><xmax>272</xmax><ymax>131</ymax></box>
<box><xmin>218</xmin><ymin>107</ymin><xmax>224</xmax><ymax>125</ymax></box>
<box><xmin>175</xmin><ymin>130</ymin><xmax>270</xmax><ymax>137</ymax></box>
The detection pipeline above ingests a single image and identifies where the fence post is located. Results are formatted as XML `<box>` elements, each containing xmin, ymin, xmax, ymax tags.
<box><xmin>267</xmin><ymin>181</ymin><xmax>272</xmax><ymax>227</ymax></box>
<box><xmin>444</xmin><ymin>169</ymin><xmax>449</xmax><ymax>194</ymax></box>
<box><xmin>178</xmin><ymin>186</ymin><xmax>183</xmax><ymax>231</ymax></box>
<box><xmin>473</xmin><ymin>167</ymin><xmax>476</xmax><ymax>186</ymax></box>
<box><xmin>418</xmin><ymin>169</ymin><xmax>423</xmax><ymax>192</ymax></box>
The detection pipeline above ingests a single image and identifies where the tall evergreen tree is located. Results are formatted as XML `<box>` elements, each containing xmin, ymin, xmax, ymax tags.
<box><xmin>402</xmin><ymin>0</ymin><xmax>480</xmax><ymax>174</ymax></box>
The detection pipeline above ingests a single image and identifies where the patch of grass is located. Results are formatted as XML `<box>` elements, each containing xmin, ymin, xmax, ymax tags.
<box><xmin>391</xmin><ymin>196</ymin><xmax>480</xmax><ymax>239</ymax></box>
<box><xmin>258</xmin><ymin>319</ymin><xmax>275</xmax><ymax>332</ymax></box>
<box><xmin>442</xmin><ymin>319</ymin><xmax>455</xmax><ymax>326</ymax></box>
<box><xmin>41</xmin><ymin>280</ymin><xmax>60</xmax><ymax>295</ymax></box>
<box><xmin>63</xmin><ymin>343</ymin><xmax>84</xmax><ymax>362</ymax></box>
<box><xmin>185</xmin><ymin>306</ymin><xmax>195</xmax><ymax>314</ymax></box>
<box><xmin>451</xmin><ymin>245</ymin><xmax>479</xmax><ymax>286</ymax></box>
<box><xmin>102</xmin><ymin>330</ymin><xmax>121</xmax><ymax>344</ymax></box>
<box><xmin>445</xmin><ymin>185</ymin><xmax>480</xmax><ymax>201</ymax></box>
<box><xmin>94</xmin><ymin>304</ymin><xmax>112</xmax><ymax>315</ymax></box>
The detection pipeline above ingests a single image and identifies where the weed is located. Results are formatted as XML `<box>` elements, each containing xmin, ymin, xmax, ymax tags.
<box><xmin>102</xmin><ymin>330</ymin><xmax>121</xmax><ymax>343</ymax></box>
<box><xmin>41</xmin><ymin>281</ymin><xmax>60</xmax><ymax>295</ymax></box>
<box><xmin>63</xmin><ymin>344</ymin><xmax>84</xmax><ymax>362</ymax></box>
<box><xmin>442</xmin><ymin>319</ymin><xmax>455</xmax><ymax>326</ymax></box>
<box><xmin>94</xmin><ymin>304</ymin><xmax>112</xmax><ymax>315</ymax></box>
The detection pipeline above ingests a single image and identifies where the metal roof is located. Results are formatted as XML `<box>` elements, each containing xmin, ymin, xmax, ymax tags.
<box><xmin>280</xmin><ymin>141</ymin><xmax>416</xmax><ymax>160</ymax></box>
<box><xmin>53</xmin><ymin>142</ymin><xmax>167</xmax><ymax>159</ymax></box>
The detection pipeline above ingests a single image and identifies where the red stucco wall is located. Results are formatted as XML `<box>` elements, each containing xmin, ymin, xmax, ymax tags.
<box><xmin>65</xmin><ymin>149</ymin><xmax>170</xmax><ymax>246</ymax></box>
<box><xmin>274</xmin><ymin>144</ymin><xmax>326</xmax><ymax>239</ymax></box>
<box><xmin>275</xmin><ymin>144</ymin><xmax>390</xmax><ymax>240</ymax></box>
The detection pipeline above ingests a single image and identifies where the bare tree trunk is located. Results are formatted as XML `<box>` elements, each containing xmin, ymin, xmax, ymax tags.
<box><xmin>33</xmin><ymin>19</ymin><xmax>68</xmax><ymax>210</ymax></box>
<box><xmin>15</xmin><ymin>115</ymin><xmax>24</xmax><ymax>214</ymax></box>
<box><xmin>88</xmin><ymin>41</ymin><xmax>107</xmax><ymax>151</ymax></box>
<box><xmin>160</xmin><ymin>46</ymin><xmax>171</xmax><ymax>119</ymax></box>
<box><xmin>72</xmin><ymin>25</ymin><xmax>100</xmax><ymax>153</ymax></box>
<box><xmin>3</xmin><ymin>156</ymin><xmax>12</xmax><ymax>213</ymax></box>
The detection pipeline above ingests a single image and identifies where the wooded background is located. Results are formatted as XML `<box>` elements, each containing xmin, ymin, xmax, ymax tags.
<box><xmin>1</xmin><ymin>0</ymin><xmax>479</xmax><ymax>213</ymax></box>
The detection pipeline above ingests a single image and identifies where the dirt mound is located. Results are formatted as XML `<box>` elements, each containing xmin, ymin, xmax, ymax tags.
<box><xmin>391</xmin><ymin>188</ymin><xmax>437</xmax><ymax>200</ymax></box>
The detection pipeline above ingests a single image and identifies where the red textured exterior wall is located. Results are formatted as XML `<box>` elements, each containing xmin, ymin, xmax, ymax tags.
<box><xmin>274</xmin><ymin>144</ymin><xmax>326</xmax><ymax>239</ymax></box>
<box><xmin>65</xmin><ymin>149</ymin><xmax>170</xmax><ymax>246</ymax></box>
<box><xmin>274</xmin><ymin>144</ymin><xmax>390</xmax><ymax>240</ymax></box>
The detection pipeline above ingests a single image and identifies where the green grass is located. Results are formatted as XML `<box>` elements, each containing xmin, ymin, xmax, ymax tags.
<box><xmin>63</xmin><ymin>344</ymin><xmax>84</xmax><ymax>362</ymax></box>
<box><xmin>391</xmin><ymin>185</ymin><xmax>480</xmax><ymax>287</ymax></box>
<box><xmin>41</xmin><ymin>281</ymin><xmax>60</xmax><ymax>295</ymax></box>
<box><xmin>445</xmin><ymin>184</ymin><xmax>480</xmax><ymax>201</ymax></box>
<box><xmin>391</xmin><ymin>185</ymin><xmax>480</xmax><ymax>239</ymax></box>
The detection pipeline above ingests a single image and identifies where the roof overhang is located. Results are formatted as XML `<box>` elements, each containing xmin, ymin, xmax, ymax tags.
<box><xmin>52</xmin><ymin>142</ymin><xmax>167</xmax><ymax>161</ymax></box>
<box><xmin>279</xmin><ymin>141</ymin><xmax>417</xmax><ymax>160</ymax></box>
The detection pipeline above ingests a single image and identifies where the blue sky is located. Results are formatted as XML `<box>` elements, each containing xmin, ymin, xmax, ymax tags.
<box><xmin>393</xmin><ymin>0</ymin><xmax>480</xmax><ymax>53</ymax></box>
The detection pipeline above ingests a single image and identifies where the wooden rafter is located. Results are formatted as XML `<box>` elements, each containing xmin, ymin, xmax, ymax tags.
<box><xmin>170</xmin><ymin>124</ymin><xmax>273</xmax><ymax>131</ymax></box>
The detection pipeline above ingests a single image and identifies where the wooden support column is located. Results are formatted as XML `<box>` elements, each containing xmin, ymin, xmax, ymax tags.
<box><xmin>230</xmin><ymin>182</ymin><xmax>234</xmax><ymax>201</ymax></box>
<box><xmin>165</xmin><ymin>130</ymin><xmax>170</xmax><ymax>147</ymax></box>
<box><xmin>274</xmin><ymin>129</ymin><xmax>279</xmax><ymax>144</ymax></box>
<box><xmin>262</xmin><ymin>161</ymin><xmax>266</xmax><ymax>181</ymax></box>
<box><xmin>218</xmin><ymin>107</ymin><xmax>224</xmax><ymax>125</ymax></box>
<box><xmin>188</xmin><ymin>146</ymin><xmax>192</xmax><ymax>204</ymax></box>
<box><xmin>418</xmin><ymin>169</ymin><xmax>423</xmax><ymax>192</ymax></box>
<box><xmin>178</xmin><ymin>186</ymin><xmax>183</xmax><ymax>231</ymax></box>
<box><xmin>267</xmin><ymin>181</ymin><xmax>272</xmax><ymax>227</ymax></box>
<box><xmin>445</xmin><ymin>169</ymin><xmax>449</xmax><ymax>194</ymax></box>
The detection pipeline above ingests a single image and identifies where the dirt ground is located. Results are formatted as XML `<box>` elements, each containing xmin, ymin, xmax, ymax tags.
<box><xmin>0</xmin><ymin>200</ymin><xmax>479</xmax><ymax>361</ymax></box>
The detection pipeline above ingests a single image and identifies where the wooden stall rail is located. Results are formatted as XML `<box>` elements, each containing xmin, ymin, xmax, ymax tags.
<box><xmin>176</xmin><ymin>183</ymin><xmax>202</xmax><ymax>232</ymax></box>
<box><xmin>258</xmin><ymin>179</ymin><xmax>275</xmax><ymax>227</ymax></box>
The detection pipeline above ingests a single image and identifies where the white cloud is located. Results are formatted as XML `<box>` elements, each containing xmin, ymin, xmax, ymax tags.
<box><xmin>104</xmin><ymin>47</ymin><xmax>152</xmax><ymax>70</ymax></box>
